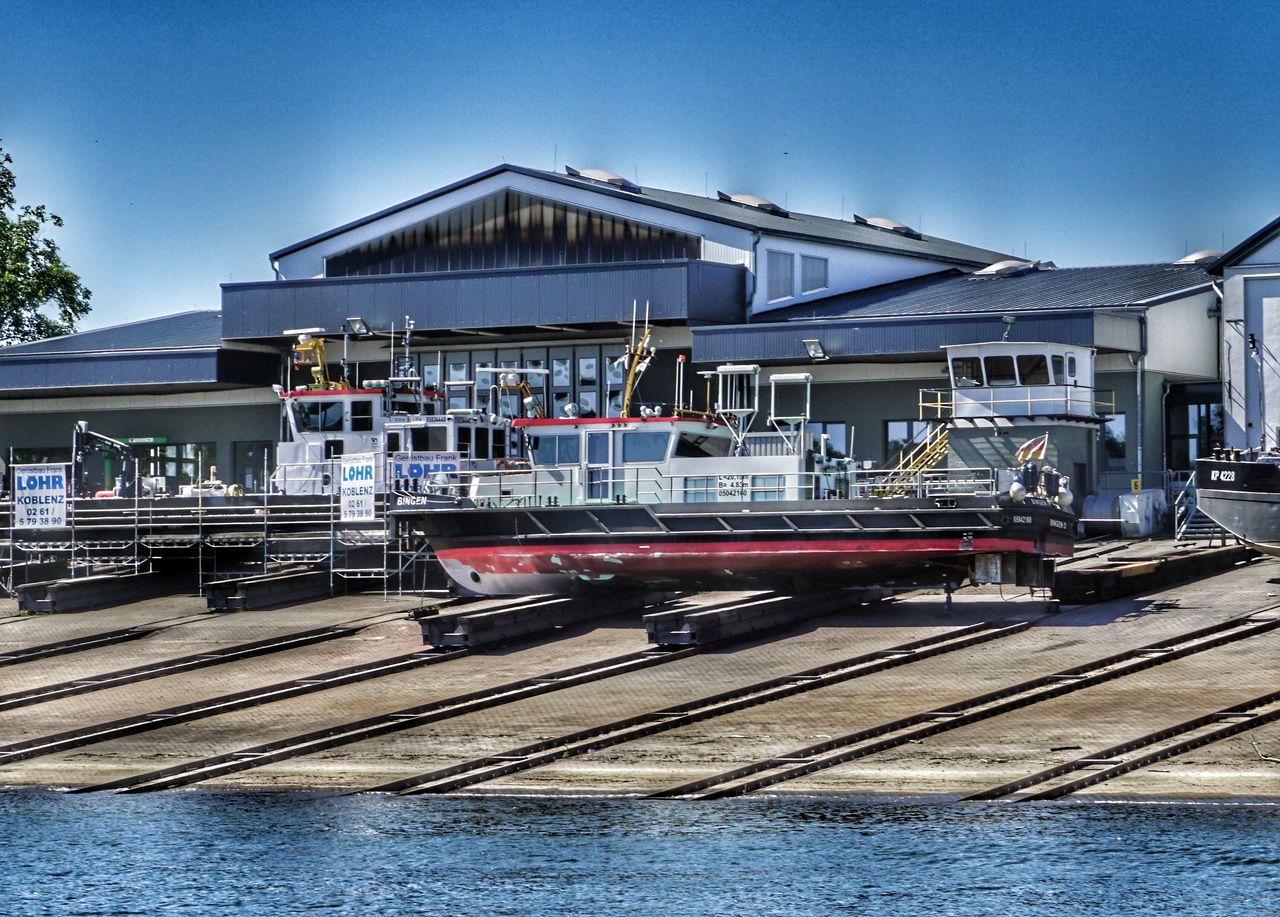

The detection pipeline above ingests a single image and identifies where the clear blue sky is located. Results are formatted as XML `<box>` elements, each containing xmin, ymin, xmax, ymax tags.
<box><xmin>4</xmin><ymin>0</ymin><xmax>1279</xmax><ymax>330</ymax></box>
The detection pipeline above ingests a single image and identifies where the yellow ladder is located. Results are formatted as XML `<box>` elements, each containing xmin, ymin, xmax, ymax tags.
<box><xmin>875</xmin><ymin>423</ymin><xmax>950</xmax><ymax>495</ymax></box>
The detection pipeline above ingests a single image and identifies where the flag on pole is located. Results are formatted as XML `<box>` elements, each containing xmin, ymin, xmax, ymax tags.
<box><xmin>1015</xmin><ymin>432</ymin><xmax>1049</xmax><ymax>463</ymax></box>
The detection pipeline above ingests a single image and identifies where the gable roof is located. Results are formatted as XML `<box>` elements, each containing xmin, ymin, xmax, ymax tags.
<box><xmin>0</xmin><ymin>310</ymin><xmax>224</xmax><ymax>356</ymax></box>
<box><xmin>1208</xmin><ymin>214</ymin><xmax>1280</xmax><ymax>274</ymax></box>
<box><xmin>760</xmin><ymin>263</ymin><xmax>1212</xmax><ymax>322</ymax></box>
<box><xmin>270</xmin><ymin>164</ymin><xmax>1012</xmax><ymax>268</ymax></box>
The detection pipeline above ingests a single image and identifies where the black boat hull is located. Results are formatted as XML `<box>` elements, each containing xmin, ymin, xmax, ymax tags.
<box><xmin>1195</xmin><ymin>457</ymin><xmax>1280</xmax><ymax>555</ymax></box>
<box><xmin>395</xmin><ymin>494</ymin><xmax>1075</xmax><ymax>595</ymax></box>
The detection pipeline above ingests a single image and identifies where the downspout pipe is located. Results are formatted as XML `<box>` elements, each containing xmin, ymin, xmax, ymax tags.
<box><xmin>745</xmin><ymin>231</ymin><xmax>761</xmax><ymax>316</ymax></box>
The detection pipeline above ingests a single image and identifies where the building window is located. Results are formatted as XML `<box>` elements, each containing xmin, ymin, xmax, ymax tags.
<box><xmin>1103</xmin><ymin>413</ymin><xmax>1126</xmax><ymax>468</ymax></box>
<box><xmin>233</xmin><ymin>441</ymin><xmax>274</xmax><ymax>492</ymax></box>
<box><xmin>1167</xmin><ymin>400</ymin><xmax>1224</xmax><ymax>471</ymax></box>
<box><xmin>885</xmin><ymin>420</ymin><xmax>930</xmax><ymax>465</ymax></box>
<box><xmin>801</xmin><ymin>255</ymin><xmax>828</xmax><ymax>294</ymax></box>
<box><xmin>767</xmin><ymin>250</ymin><xmax>794</xmax><ymax>302</ymax></box>
<box><xmin>808</xmin><ymin>421</ymin><xmax>849</xmax><ymax>458</ymax></box>
<box><xmin>323</xmin><ymin>189</ymin><xmax>701</xmax><ymax>277</ymax></box>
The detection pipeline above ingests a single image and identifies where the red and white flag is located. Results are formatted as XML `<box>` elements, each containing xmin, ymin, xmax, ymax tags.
<box><xmin>1015</xmin><ymin>432</ymin><xmax>1049</xmax><ymax>463</ymax></box>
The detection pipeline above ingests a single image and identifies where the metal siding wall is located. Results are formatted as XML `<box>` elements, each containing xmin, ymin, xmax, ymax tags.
<box><xmin>221</xmin><ymin>261</ymin><xmax>747</xmax><ymax>338</ymax></box>
<box><xmin>0</xmin><ymin>351</ymin><xmax>222</xmax><ymax>392</ymax></box>
<box><xmin>692</xmin><ymin>313</ymin><xmax>1099</xmax><ymax>363</ymax></box>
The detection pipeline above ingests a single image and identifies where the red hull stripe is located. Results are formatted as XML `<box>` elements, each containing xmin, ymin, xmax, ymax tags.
<box><xmin>438</xmin><ymin>536</ymin><xmax>1066</xmax><ymax>577</ymax></box>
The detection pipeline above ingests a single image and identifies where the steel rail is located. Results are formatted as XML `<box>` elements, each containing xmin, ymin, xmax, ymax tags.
<box><xmin>0</xmin><ymin>621</ymin><xmax>393</xmax><ymax>713</ymax></box>
<box><xmin>1016</xmin><ymin>693</ymin><xmax>1280</xmax><ymax>801</ymax></box>
<box><xmin>653</xmin><ymin>611</ymin><xmax>1280</xmax><ymax>799</ymax></box>
<box><xmin>0</xmin><ymin>647</ymin><xmax>464</xmax><ymax>768</ymax></box>
<box><xmin>78</xmin><ymin>646</ymin><xmax>702</xmax><ymax>794</ymax></box>
<box><xmin>367</xmin><ymin>620</ymin><xmax>1031</xmax><ymax>795</ymax></box>
<box><xmin>71</xmin><ymin>593</ymin><xmax>814</xmax><ymax>794</ymax></box>
<box><xmin>964</xmin><ymin>689</ymin><xmax>1280</xmax><ymax>801</ymax></box>
<box><xmin>0</xmin><ymin>626</ymin><xmax>159</xmax><ymax>668</ymax></box>
<box><xmin>0</xmin><ymin>599</ymin><xmax>565</xmax><ymax>763</ymax></box>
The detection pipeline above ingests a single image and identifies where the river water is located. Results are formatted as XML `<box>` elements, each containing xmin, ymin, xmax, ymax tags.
<box><xmin>3</xmin><ymin>790</ymin><xmax>1276</xmax><ymax>916</ymax></box>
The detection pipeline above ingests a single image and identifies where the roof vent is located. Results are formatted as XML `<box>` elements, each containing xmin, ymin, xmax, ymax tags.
<box><xmin>564</xmin><ymin>165</ymin><xmax>641</xmax><ymax>193</ymax></box>
<box><xmin>865</xmin><ymin>216</ymin><xmax>920</xmax><ymax>238</ymax></box>
<box><xmin>716</xmin><ymin>191</ymin><xmax>789</xmax><ymax>217</ymax></box>
<box><xmin>974</xmin><ymin>259</ymin><xmax>1040</xmax><ymax>277</ymax></box>
<box><xmin>1175</xmin><ymin>249</ymin><xmax>1224</xmax><ymax>266</ymax></box>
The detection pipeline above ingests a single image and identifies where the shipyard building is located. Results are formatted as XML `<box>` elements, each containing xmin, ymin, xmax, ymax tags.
<box><xmin>1</xmin><ymin>162</ymin><xmax>1265</xmax><ymax>511</ymax></box>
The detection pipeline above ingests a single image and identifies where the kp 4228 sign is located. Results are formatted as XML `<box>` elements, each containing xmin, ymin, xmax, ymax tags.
<box><xmin>12</xmin><ymin>463</ymin><xmax>71</xmax><ymax>528</ymax></box>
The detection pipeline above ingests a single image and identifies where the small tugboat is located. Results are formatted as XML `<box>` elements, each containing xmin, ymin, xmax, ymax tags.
<box><xmin>272</xmin><ymin>325</ymin><xmax>526</xmax><ymax>495</ymax></box>
<box><xmin>393</xmin><ymin>329</ymin><xmax>1077</xmax><ymax>596</ymax></box>
<box><xmin>1193</xmin><ymin>448</ymin><xmax>1280</xmax><ymax>554</ymax></box>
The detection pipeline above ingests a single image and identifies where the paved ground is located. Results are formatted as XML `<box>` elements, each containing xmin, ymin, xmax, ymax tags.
<box><xmin>0</xmin><ymin>557</ymin><xmax>1277</xmax><ymax>801</ymax></box>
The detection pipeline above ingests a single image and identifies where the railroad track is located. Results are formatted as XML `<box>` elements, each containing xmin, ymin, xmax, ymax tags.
<box><xmin>68</xmin><ymin>593</ymin><xmax>832</xmax><ymax>794</ymax></box>
<box><xmin>964</xmin><ymin>689</ymin><xmax>1280</xmax><ymax>802</ymax></box>
<box><xmin>0</xmin><ymin>610</ymin><xmax>414</xmax><ymax>711</ymax></box>
<box><xmin>0</xmin><ymin>597</ymin><xmax>589</xmax><ymax>766</ymax></box>
<box><xmin>649</xmin><ymin>609</ymin><xmax>1280</xmax><ymax>799</ymax></box>
<box><xmin>363</xmin><ymin>619</ymin><xmax>1032</xmax><ymax>795</ymax></box>
<box><xmin>0</xmin><ymin>610</ymin><xmax>230</xmax><ymax>668</ymax></box>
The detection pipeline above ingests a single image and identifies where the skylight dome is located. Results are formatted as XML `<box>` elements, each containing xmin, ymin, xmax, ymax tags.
<box><xmin>716</xmin><ymin>191</ymin><xmax>789</xmax><ymax>217</ymax></box>
<box><xmin>564</xmin><ymin>165</ymin><xmax>641</xmax><ymax>193</ymax></box>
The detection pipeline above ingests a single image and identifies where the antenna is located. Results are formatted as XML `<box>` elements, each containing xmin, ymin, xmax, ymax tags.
<box><xmin>553</xmin><ymin>143</ymin><xmax>558</xmax><ymax>171</ymax></box>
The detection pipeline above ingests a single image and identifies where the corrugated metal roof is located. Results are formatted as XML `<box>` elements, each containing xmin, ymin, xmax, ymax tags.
<box><xmin>1209</xmin><ymin>214</ymin><xmax>1280</xmax><ymax>274</ymax></box>
<box><xmin>0</xmin><ymin>310</ymin><xmax>223</xmax><ymax>357</ymax></box>
<box><xmin>270</xmin><ymin>164</ymin><xmax>1011</xmax><ymax>268</ymax></box>
<box><xmin>760</xmin><ymin>263</ymin><xmax>1211</xmax><ymax>322</ymax></box>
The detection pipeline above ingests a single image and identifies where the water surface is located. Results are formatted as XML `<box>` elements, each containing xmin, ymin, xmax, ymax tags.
<box><xmin>3</xmin><ymin>790</ymin><xmax>1276</xmax><ymax>916</ymax></box>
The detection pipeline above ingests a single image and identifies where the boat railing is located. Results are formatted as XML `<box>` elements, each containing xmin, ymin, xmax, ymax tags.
<box><xmin>406</xmin><ymin>461</ymin><xmax>1000</xmax><ymax>508</ymax></box>
<box><xmin>920</xmin><ymin>386</ymin><xmax>1115</xmax><ymax>420</ymax></box>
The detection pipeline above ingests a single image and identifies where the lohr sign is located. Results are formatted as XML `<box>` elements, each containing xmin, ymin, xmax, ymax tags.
<box><xmin>339</xmin><ymin>453</ymin><xmax>377</xmax><ymax>522</ymax></box>
<box><xmin>12</xmin><ymin>463</ymin><xmax>71</xmax><ymax>528</ymax></box>
<box><xmin>391</xmin><ymin>452</ymin><xmax>460</xmax><ymax>482</ymax></box>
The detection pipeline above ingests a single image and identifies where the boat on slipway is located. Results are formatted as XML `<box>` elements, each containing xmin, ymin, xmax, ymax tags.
<box><xmin>393</xmin><ymin>338</ymin><xmax>1077</xmax><ymax>596</ymax></box>
<box><xmin>1194</xmin><ymin>450</ymin><xmax>1280</xmax><ymax>553</ymax></box>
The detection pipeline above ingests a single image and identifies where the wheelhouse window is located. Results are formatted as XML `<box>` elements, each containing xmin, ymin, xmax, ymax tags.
<box><xmin>530</xmin><ymin>434</ymin><xmax>581</xmax><ymax>465</ymax></box>
<box><xmin>621</xmin><ymin>431</ymin><xmax>671</xmax><ymax>463</ymax></box>
<box><xmin>293</xmin><ymin>400</ymin><xmax>343</xmax><ymax>432</ymax></box>
<box><xmin>350</xmin><ymin>400</ymin><xmax>374</xmax><ymax>432</ymax></box>
<box><xmin>675</xmin><ymin>431</ymin><xmax>732</xmax><ymax>457</ymax></box>
<box><xmin>409</xmin><ymin>426</ymin><xmax>449</xmax><ymax>452</ymax></box>
<box><xmin>985</xmin><ymin>356</ymin><xmax>1017</xmax><ymax>386</ymax></box>
<box><xmin>951</xmin><ymin>357</ymin><xmax>984</xmax><ymax>387</ymax></box>
<box><xmin>1016</xmin><ymin>355</ymin><xmax>1050</xmax><ymax>385</ymax></box>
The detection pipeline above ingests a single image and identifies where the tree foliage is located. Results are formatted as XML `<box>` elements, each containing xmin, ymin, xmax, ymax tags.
<box><xmin>0</xmin><ymin>144</ymin><xmax>92</xmax><ymax>344</ymax></box>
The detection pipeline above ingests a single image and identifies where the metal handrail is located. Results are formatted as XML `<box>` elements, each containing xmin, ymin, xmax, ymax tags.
<box><xmin>920</xmin><ymin>386</ymin><xmax>1116</xmax><ymax>419</ymax></box>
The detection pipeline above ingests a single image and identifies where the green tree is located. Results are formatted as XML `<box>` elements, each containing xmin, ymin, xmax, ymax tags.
<box><xmin>0</xmin><ymin>143</ymin><xmax>92</xmax><ymax>344</ymax></box>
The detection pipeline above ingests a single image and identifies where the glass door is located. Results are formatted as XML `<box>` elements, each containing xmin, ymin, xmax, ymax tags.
<box><xmin>585</xmin><ymin>430</ymin><xmax>611</xmax><ymax>501</ymax></box>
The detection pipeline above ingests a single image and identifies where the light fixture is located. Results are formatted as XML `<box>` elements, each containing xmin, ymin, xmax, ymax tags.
<box><xmin>346</xmin><ymin>316</ymin><xmax>370</xmax><ymax>335</ymax></box>
<box><xmin>1001</xmin><ymin>314</ymin><xmax>1016</xmax><ymax>341</ymax></box>
<box><xmin>802</xmin><ymin>339</ymin><xmax>828</xmax><ymax>362</ymax></box>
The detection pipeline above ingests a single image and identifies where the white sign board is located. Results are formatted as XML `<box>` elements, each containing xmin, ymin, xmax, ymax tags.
<box><xmin>717</xmin><ymin>474</ymin><xmax>749</xmax><ymax>500</ymax></box>
<box><xmin>339</xmin><ymin>453</ymin><xmax>377</xmax><ymax>522</ymax></box>
<box><xmin>12</xmin><ymin>463</ymin><xmax>70</xmax><ymax>528</ymax></box>
<box><xmin>390</xmin><ymin>452</ymin><xmax>461</xmax><ymax>481</ymax></box>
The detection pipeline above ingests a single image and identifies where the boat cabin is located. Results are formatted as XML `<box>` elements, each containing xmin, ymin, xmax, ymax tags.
<box><xmin>944</xmin><ymin>341</ymin><xmax>1099</xmax><ymax>420</ymax></box>
<box><xmin>273</xmin><ymin>380</ymin><xmax>518</xmax><ymax>495</ymax></box>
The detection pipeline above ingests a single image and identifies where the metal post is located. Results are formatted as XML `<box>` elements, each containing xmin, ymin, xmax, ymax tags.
<box><xmin>197</xmin><ymin>452</ymin><xmax>204</xmax><ymax>596</ymax></box>
<box><xmin>328</xmin><ymin>459</ymin><xmax>336</xmax><ymax>597</ymax></box>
